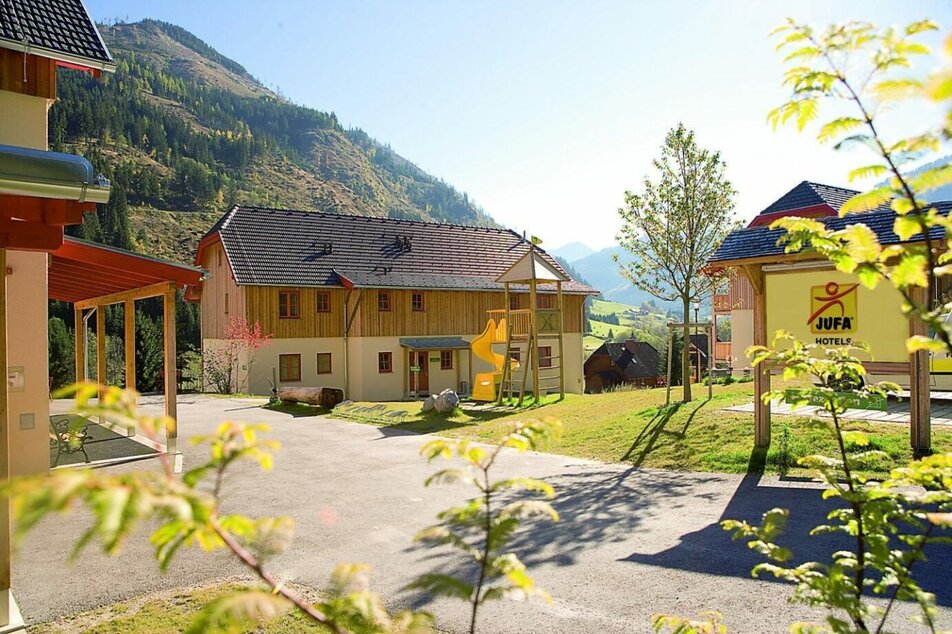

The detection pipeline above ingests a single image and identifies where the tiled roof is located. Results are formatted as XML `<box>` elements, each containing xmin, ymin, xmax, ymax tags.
<box><xmin>210</xmin><ymin>206</ymin><xmax>597</xmax><ymax>294</ymax></box>
<box><xmin>399</xmin><ymin>337</ymin><xmax>471</xmax><ymax>350</ymax></box>
<box><xmin>758</xmin><ymin>181</ymin><xmax>891</xmax><ymax>216</ymax></box>
<box><xmin>0</xmin><ymin>0</ymin><xmax>113</xmax><ymax>68</ymax></box>
<box><xmin>596</xmin><ymin>340</ymin><xmax>661</xmax><ymax>380</ymax></box>
<box><xmin>712</xmin><ymin>202</ymin><xmax>952</xmax><ymax>264</ymax></box>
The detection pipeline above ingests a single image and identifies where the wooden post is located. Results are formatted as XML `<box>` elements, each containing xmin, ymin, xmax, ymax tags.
<box><xmin>0</xmin><ymin>248</ymin><xmax>10</xmax><ymax>627</ymax></box>
<box><xmin>664</xmin><ymin>326</ymin><xmax>673</xmax><ymax>406</ymax></box>
<box><xmin>530</xmin><ymin>278</ymin><xmax>539</xmax><ymax>403</ymax></box>
<box><xmin>707</xmin><ymin>323</ymin><xmax>713</xmax><ymax>400</ymax></box>
<box><xmin>124</xmin><ymin>300</ymin><xmax>135</xmax><ymax>394</ymax></box>
<box><xmin>74</xmin><ymin>306</ymin><xmax>85</xmax><ymax>385</ymax></box>
<box><xmin>163</xmin><ymin>285</ymin><xmax>177</xmax><ymax>456</ymax></box>
<box><xmin>96</xmin><ymin>306</ymin><xmax>106</xmax><ymax>391</ymax></box>
<box><xmin>557</xmin><ymin>280</ymin><xmax>564</xmax><ymax>399</ymax></box>
<box><xmin>909</xmin><ymin>286</ymin><xmax>931</xmax><ymax>456</ymax></box>
<box><xmin>746</xmin><ymin>265</ymin><xmax>770</xmax><ymax>448</ymax></box>
<box><xmin>455</xmin><ymin>349</ymin><xmax>461</xmax><ymax>393</ymax></box>
<box><xmin>467</xmin><ymin>348</ymin><xmax>473</xmax><ymax>396</ymax></box>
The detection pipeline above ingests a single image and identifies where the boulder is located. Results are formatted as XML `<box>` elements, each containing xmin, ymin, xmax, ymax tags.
<box><xmin>434</xmin><ymin>389</ymin><xmax>460</xmax><ymax>413</ymax></box>
<box><xmin>422</xmin><ymin>395</ymin><xmax>437</xmax><ymax>413</ymax></box>
<box><xmin>278</xmin><ymin>387</ymin><xmax>345</xmax><ymax>409</ymax></box>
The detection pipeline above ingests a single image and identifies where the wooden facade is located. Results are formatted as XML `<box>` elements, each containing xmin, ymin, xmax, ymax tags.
<box><xmin>0</xmin><ymin>49</ymin><xmax>56</xmax><ymax>99</ymax></box>
<box><xmin>245</xmin><ymin>285</ymin><xmax>347</xmax><ymax>338</ymax></box>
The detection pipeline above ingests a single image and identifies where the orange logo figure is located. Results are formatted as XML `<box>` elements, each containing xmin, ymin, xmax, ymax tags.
<box><xmin>808</xmin><ymin>281</ymin><xmax>858</xmax><ymax>334</ymax></box>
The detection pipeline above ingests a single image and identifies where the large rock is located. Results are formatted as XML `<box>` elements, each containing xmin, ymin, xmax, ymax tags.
<box><xmin>422</xmin><ymin>395</ymin><xmax>437</xmax><ymax>413</ymax></box>
<box><xmin>278</xmin><ymin>387</ymin><xmax>344</xmax><ymax>409</ymax></box>
<box><xmin>434</xmin><ymin>389</ymin><xmax>460</xmax><ymax>413</ymax></box>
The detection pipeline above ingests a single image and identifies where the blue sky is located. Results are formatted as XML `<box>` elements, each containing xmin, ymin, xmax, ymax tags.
<box><xmin>87</xmin><ymin>1</ymin><xmax>952</xmax><ymax>250</ymax></box>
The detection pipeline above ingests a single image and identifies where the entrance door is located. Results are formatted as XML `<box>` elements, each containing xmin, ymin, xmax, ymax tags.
<box><xmin>410</xmin><ymin>350</ymin><xmax>429</xmax><ymax>394</ymax></box>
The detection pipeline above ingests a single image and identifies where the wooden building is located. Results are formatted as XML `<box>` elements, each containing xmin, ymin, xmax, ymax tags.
<box><xmin>190</xmin><ymin>206</ymin><xmax>598</xmax><ymax>401</ymax></box>
<box><xmin>583</xmin><ymin>340</ymin><xmax>661</xmax><ymax>393</ymax></box>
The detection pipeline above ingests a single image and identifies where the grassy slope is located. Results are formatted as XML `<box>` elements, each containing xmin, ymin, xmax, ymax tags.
<box><xmin>327</xmin><ymin>383</ymin><xmax>952</xmax><ymax>479</ymax></box>
<box><xmin>585</xmin><ymin>298</ymin><xmax>668</xmax><ymax>354</ymax></box>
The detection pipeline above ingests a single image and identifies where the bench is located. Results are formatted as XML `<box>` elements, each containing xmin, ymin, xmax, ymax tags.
<box><xmin>49</xmin><ymin>415</ymin><xmax>91</xmax><ymax>467</ymax></box>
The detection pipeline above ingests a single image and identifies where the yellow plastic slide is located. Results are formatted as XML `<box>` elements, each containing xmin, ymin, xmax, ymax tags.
<box><xmin>471</xmin><ymin>318</ymin><xmax>518</xmax><ymax>401</ymax></box>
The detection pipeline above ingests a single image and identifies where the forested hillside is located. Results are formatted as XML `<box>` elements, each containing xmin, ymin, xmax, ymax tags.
<box><xmin>47</xmin><ymin>19</ymin><xmax>495</xmax><ymax>393</ymax></box>
<box><xmin>52</xmin><ymin>19</ymin><xmax>494</xmax><ymax>261</ymax></box>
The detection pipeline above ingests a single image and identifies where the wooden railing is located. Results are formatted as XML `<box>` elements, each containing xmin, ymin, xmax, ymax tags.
<box><xmin>487</xmin><ymin>309</ymin><xmax>532</xmax><ymax>337</ymax></box>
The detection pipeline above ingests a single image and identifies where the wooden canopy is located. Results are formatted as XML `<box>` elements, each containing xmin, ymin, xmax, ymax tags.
<box><xmin>49</xmin><ymin>237</ymin><xmax>202</xmax><ymax>304</ymax></box>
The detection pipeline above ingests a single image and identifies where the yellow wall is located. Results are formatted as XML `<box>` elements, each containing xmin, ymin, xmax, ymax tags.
<box><xmin>765</xmin><ymin>268</ymin><xmax>908</xmax><ymax>362</ymax></box>
<box><xmin>731</xmin><ymin>308</ymin><xmax>754</xmax><ymax>367</ymax></box>
<box><xmin>0</xmin><ymin>92</ymin><xmax>47</xmax><ymax>149</ymax></box>
<box><xmin>0</xmin><ymin>89</ymin><xmax>51</xmax><ymax>476</ymax></box>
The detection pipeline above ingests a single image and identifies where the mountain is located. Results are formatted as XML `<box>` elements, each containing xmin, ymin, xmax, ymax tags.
<box><xmin>51</xmin><ymin>19</ymin><xmax>495</xmax><ymax>262</ymax></box>
<box><xmin>573</xmin><ymin>247</ymin><xmax>681</xmax><ymax>310</ymax></box>
<box><xmin>550</xmin><ymin>241</ymin><xmax>595</xmax><ymax>263</ymax></box>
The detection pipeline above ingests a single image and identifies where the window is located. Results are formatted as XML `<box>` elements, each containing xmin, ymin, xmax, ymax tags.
<box><xmin>509</xmin><ymin>294</ymin><xmax>519</xmax><ymax>310</ymax></box>
<box><xmin>539</xmin><ymin>346</ymin><xmax>553</xmax><ymax>369</ymax></box>
<box><xmin>537</xmin><ymin>294</ymin><xmax>556</xmax><ymax>309</ymax></box>
<box><xmin>510</xmin><ymin>349</ymin><xmax>521</xmax><ymax>363</ymax></box>
<box><xmin>279</xmin><ymin>354</ymin><xmax>301</xmax><ymax>382</ymax></box>
<box><xmin>378</xmin><ymin>351</ymin><xmax>393</xmax><ymax>373</ymax></box>
<box><xmin>378</xmin><ymin>291</ymin><xmax>391</xmax><ymax>312</ymax></box>
<box><xmin>224</xmin><ymin>292</ymin><xmax>230</xmax><ymax>315</ymax></box>
<box><xmin>411</xmin><ymin>291</ymin><xmax>425</xmax><ymax>312</ymax></box>
<box><xmin>279</xmin><ymin>291</ymin><xmax>300</xmax><ymax>319</ymax></box>
<box><xmin>440</xmin><ymin>350</ymin><xmax>453</xmax><ymax>370</ymax></box>
<box><xmin>316</xmin><ymin>291</ymin><xmax>331</xmax><ymax>313</ymax></box>
<box><xmin>317</xmin><ymin>352</ymin><xmax>332</xmax><ymax>374</ymax></box>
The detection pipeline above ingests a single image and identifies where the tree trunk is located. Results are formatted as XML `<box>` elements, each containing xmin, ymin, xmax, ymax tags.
<box><xmin>682</xmin><ymin>295</ymin><xmax>692</xmax><ymax>402</ymax></box>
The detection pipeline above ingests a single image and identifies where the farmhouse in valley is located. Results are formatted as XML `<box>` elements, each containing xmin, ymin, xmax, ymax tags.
<box><xmin>583</xmin><ymin>340</ymin><xmax>661</xmax><ymax>392</ymax></box>
<box><xmin>190</xmin><ymin>206</ymin><xmax>598</xmax><ymax>401</ymax></box>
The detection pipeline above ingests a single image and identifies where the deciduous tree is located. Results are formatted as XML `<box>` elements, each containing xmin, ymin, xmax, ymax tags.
<box><xmin>616</xmin><ymin>124</ymin><xmax>736</xmax><ymax>401</ymax></box>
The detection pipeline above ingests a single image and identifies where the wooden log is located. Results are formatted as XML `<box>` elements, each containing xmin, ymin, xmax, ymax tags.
<box><xmin>278</xmin><ymin>387</ymin><xmax>345</xmax><ymax>409</ymax></box>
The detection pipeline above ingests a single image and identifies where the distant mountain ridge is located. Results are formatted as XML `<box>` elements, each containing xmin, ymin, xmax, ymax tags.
<box><xmin>52</xmin><ymin>19</ymin><xmax>496</xmax><ymax>262</ymax></box>
<box><xmin>551</xmin><ymin>241</ymin><xmax>595</xmax><ymax>263</ymax></box>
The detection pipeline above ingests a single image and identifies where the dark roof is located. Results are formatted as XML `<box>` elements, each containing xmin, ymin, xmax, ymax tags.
<box><xmin>758</xmin><ymin>181</ymin><xmax>891</xmax><ymax>216</ymax></box>
<box><xmin>590</xmin><ymin>340</ymin><xmax>661</xmax><ymax>380</ymax></box>
<box><xmin>208</xmin><ymin>206</ymin><xmax>597</xmax><ymax>294</ymax></box>
<box><xmin>712</xmin><ymin>202</ymin><xmax>952</xmax><ymax>264</ymax></box>
<box><xmin>0</xmin><ymin>0</ymin><xmax>114</xmax><ymax>69</ymax></box>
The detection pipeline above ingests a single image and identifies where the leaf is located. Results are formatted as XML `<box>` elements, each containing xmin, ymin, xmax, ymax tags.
<box><xmin>847</xmin><ymin>164</ymin><xmax>888</xmax><ymax>182</ymax></box>
<box><xmin>894</xmin><ymin>215</ymin><xmax>925</xmax><ymax>241</ymax></box>
<box><xmin>817</xmin><ymin>117</ymin><xmax>863</xmax><ymax>143</ymax></box>
<box><xmin>186</xmin><ymin>591</ymin><xmax>291</xmax><ymax>634</ymax></box>
<box><xmin>839</xmin><ymin>187</ymin><xmax>893</xmax><ymax>216</ymax></box>
<box><xmin>909</xmin><ymin>164</ymin><xmax>952</xmax><ymax>194</ymax></box>
<box><xmin>841</xmin><ymin>431</ymin><xmax>870</xmax><ymax>447</ymax></box>
<box><xmin>892</xmin><ymin>253</ymin><xmax>929</xmax><ymax>288</ymax></box>
<box><xmin>405</xmin><ymin>574</ymin><xmax>474</xmax><ymax>601</ymax></box>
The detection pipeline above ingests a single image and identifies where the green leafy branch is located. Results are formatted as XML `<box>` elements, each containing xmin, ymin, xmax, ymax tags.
<box><xmin>406</xmin><ymin>419</ymin><xmax>562</xmax><ymax>634</ymax></box>
<box><xmin>721</xmin><ymin>338</ymin><xmax>952</xmax><ymax>633</ymax></box>
<box><xmin>770</xmin><ymin>19</ymin><xmax>952</xmax><ymax>358</ymax></box>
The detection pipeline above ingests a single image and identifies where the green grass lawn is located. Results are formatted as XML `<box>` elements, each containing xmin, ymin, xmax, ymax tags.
<box><xmin>327</xmin><ymin>383</ymin><xmax>952</xmax><ymax>479</ymax></box>
<box><xmin>30</xmin><ymin>582</ymin><xmax>329</xmax><ymax>634</ymax></box>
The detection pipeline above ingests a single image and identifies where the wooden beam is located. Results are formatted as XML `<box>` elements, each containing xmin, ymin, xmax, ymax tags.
<box><xmin>909</xmin><ymin>286</ymin><xmax>931</xmax><ymax>456</ymax></box>
<box><xmin>749</xmin><ymin>264</ymin><xmax>770</xmax><ymax>448</ymax></box>
<box><xmin>0</xmin><ymin>248</ymin><xmax>10</xmax><ymax>626</ymax></box>
<box><xmin>96</xmin><ymin>306</ymin><xmax>106</xmax><ymax>393</ymax></box>
<box><xmin>124</xmin><ymin>300</ymin><xmax>135</xmax><ymax>394</ymax></box>
<box><xmin>74</xmin><ymin>306</ymin><xmax>85</xmax><ymax>384</ymax></box>
<box><xmin>163</xmin><ymin>286</ymin><xmax>178</xmax><ymax>456</ymax></box>
<box><xmin>74</xmin><ymin>280</ymin><xmax>175</xmax><ymax>310</ymax></box>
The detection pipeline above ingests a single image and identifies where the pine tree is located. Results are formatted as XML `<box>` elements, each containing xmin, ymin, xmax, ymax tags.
<box><xmin>48</xmin><ymin>317</ymin><xmax>74</xmax><ymax>390</ymax></box>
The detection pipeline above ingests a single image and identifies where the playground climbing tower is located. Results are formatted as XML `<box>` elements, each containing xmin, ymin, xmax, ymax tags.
<box><xmin>492</xmin><ymin>242</ymin><xmax>568</xmax><ymax>405</ymax></box>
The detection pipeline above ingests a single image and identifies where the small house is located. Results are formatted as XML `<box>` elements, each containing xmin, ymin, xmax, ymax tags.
<box><xmin>584</xmin><ymin>340</ymin><xmax>661</xmax><ymax>392</ymax></box>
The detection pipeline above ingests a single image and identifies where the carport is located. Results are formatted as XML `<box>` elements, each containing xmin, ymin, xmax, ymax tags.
<box><xmin>49</xmin><ymin>236</ymin><xmax>203</xmax><ymax>460</ymax></box>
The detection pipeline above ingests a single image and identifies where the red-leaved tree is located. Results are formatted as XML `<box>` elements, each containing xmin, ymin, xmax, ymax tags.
<box><xmin>204</xmin><ymin>317</ymin><xmax>272</xmax><ymax>394</ymax></box>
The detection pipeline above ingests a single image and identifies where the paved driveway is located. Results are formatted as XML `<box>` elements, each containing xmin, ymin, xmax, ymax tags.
<box><xmin>16</xmin><ymin>395</ymin><xmax>952</xmax><ymax>633</ymax></box>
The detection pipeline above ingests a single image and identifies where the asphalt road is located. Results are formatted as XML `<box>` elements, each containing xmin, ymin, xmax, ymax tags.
<box><xmin>17</xmin><ymin>395</ymin><xmax>952</xmax><ymax>633</ymax></box>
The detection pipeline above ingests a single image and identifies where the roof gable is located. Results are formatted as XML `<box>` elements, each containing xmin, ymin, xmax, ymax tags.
<box><xmin>496</xmin><ymin>249</ymin><xmax>569</xmax><ymax>283</ymax></box>
<box><xmin>207</xmin><ymin>206</ymin><xmax>596</xmax><ymax>294</ymax></box>
<box><xmin>0</xmin><ymin>0</ymin><xmax>114</xmax><ymax>70</ymax></box>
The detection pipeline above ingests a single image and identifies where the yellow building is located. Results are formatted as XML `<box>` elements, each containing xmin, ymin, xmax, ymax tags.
<box><xmin>710</xmin><ymin>180</ymin><xmax>941</xmax><ymax>453</ymax></box>
<box><xmin>189</xmin><ymin>206</ymin><xmax>597</xmax><ymax>400</ymax></box>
